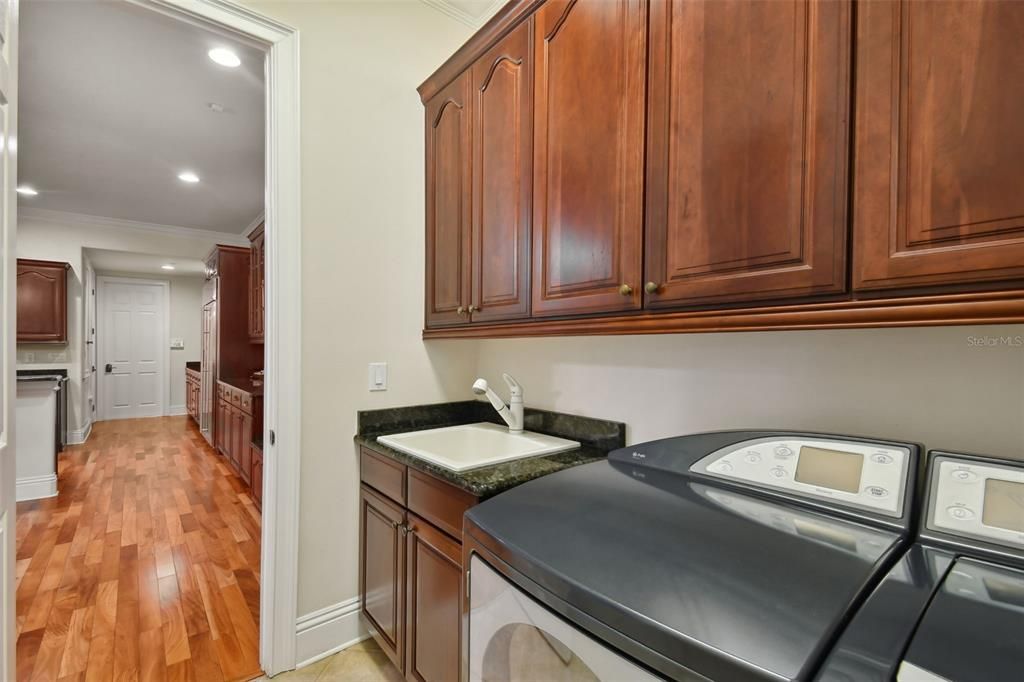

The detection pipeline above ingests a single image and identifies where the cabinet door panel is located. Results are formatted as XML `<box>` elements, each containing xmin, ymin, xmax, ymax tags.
<box><xmin>406</xmin><ymin>514</ymin><xmax>461</xmax><ymax>682</ymax></box>
<box><xmin>16</xmin><ymin>260</ymin><xmax>68</xmax><ymax>342</ymax></box>
<box><xmin>360</xmin><ymin>486</ymin><xmax>405</xmax><ymax>671</ymax></box>
<box><xmin>425</xmin><ymin>73</ymin><xmax>472</xmax><ymax>327</ymax></box>
<box><xmin>853</xmin><ymin>0</ymin><xmax>1024</xmax><ymax>290</ymax></box>
<box><xmin>251</xmin><ymin>446</ymin><xmax>263</xmax><ymax>509</ymax></box>
<box><xmin>532</xmin><ymin>0</ymin><xmax>647</xmax><ymax>316</ymax></box>
<box><xmin>238</xmin><ymin>412</ymin><xmax>252</xmax><ymax>484</ymax></box>
<box><xmin>470</xmin><ymin>20</ymin><xmax>533</xmax><ymax>323</ymax></box>
<box><xmin>645</xmin><ymin>0</ymin><xmax>849</xmax><ymax>308</ymax></box>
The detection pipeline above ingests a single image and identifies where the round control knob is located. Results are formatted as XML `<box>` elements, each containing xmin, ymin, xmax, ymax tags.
<box><xmin>770</xmin><ymin>466</ymin><xmax>788</xmax><ymax>479</ymax></box>
<box><xmin>947</xmin><ymin>506</ymin><xmax>975</xmax><ymax>521</ymax></box>
<box><xmin>951</xmin><ymin>469</ymin><xmax>978</xmax><ymax>483</ymax></box>
<box><xmin>774</xmin><ymin>446</ymin><xmax>794</xmax><ymax>458</ymax></box>
<box><xmin>871</xmin><ymin>453</ymin><xmax>893</xmax><ymax>465</ymax></box>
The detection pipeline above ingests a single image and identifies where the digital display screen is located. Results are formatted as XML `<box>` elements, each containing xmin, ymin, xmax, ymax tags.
<box><xmin>982</xmin><ymin>478</ymin><xmax>1024</xmax><ymax>533</ymax></box>
<box><xmin>794</xmin><ymin>446</ymin><xmax>864</xmax><ymax>493</ymax></box>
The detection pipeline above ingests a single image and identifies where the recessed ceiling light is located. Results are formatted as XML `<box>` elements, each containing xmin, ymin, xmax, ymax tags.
<box><xmin>161</xmin><ymin>264</ymin><xmax>176</xmax><ymax>271</ymax></box>
<box><xmin>16</xmin><ymin>186</ymin><xmax>38</xmax><ymax>196</ymax></box>
<box><xmin>208</xmin><ymin>48</ymin><xmax>241</xmax><ymax>68</ymax></box>
<box><xmin>178</xmin><ymin>171</ymin><xmax>200</xmax><ymax>184</ymax></box>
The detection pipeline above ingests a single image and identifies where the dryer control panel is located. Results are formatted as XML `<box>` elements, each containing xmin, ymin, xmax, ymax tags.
<box><xmin>928</xmin><ymin>456</ymin><xmax>1024</xmax><ymax>550</ymax></box>
<box><xmin>691</xmin><ymin>437</ymin><xmax>911</xmax><ymax>517</ymax></box>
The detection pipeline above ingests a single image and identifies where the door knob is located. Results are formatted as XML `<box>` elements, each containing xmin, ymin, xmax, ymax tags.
<box><xmin>644</xmin><ymin>282</ymin><xmax>660</xmax><ymax>294</ymax></box>
<box><xmin>618</xmin><ymin>284</ymin><xmax>633</xmax><ymax>296</ymax></box>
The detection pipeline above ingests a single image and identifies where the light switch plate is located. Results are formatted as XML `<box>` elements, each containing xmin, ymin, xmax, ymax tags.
<box><xmin>368</xmin><ymin>362</ymin><xmax>388</xmax><ymax>392</ymax></box>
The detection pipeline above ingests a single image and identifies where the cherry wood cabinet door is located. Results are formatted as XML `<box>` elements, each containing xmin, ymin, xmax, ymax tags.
<box><xmin>469</xmin><ymin>20</ymin><xmax>534</xmax><ymax>324</ymax></box>
<box><xmin>238</xmin><ymin>411</ymin><xmax>252</xmax><ymax>484</ymax></box>
<box><xmin>360</xmin><ymin>485</ymin><xmax>406</xmax><ymax>672</ymax></box>
<box><xmin>425</xmin><ymin>73</ymin><xmax>473</xmax><ymax>327</ymax></box>
<box><xmin>16</xmin><ymin>259</ymin><xmax>69</xmax><ymax>342</ymax></box>
<box><xmin>645</xmin><ymin>0</ymin><xmax>850</xmax><ymax>308</ymax></box>
<box><xmin>853</xmin><ymin>0</ymin><xmax>1024</xmax><ymax>291</ymax></box>
<box><xmin>405</xmin><ymin>514</ymin><xmax>461</xmax><ymax>682</ymax></box>
<box><xmin>531</xmin><ymin>0</ymin><xmax>647</xmax><ymax>317</ymax></box>
<box><xmin>250</xmin><ymin>445</ymin><xmax>263</xmax><ymax>510</ymax></box>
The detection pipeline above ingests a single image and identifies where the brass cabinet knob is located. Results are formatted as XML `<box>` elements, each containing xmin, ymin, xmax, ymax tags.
<box><xmin>456</xmin><ymin>306</ymin><xmax>466</xmax><ymax>315</ymax></box>
<box><xmin>644</xmin><ymin>281</ymin><xmax>660</xmax><ymax>294</ymax></box>
<box><xmin>468</xmin><ymin>305</ymin><xmax>479</xmax><ymax>313</ymax></box>
<box><xmin>618</xmin><ymin>284</ymin><xmax>634</xmax><ymax>296</ymax></box>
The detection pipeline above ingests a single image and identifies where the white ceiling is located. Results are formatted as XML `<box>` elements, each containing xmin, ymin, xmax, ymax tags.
<box><xmin>19</xmin><ymin>0</ymin><xmax>265</xmax><ymax>234</ymax></box>
<box><xmin>422</xmin><ymin>0</ymin><xmax>505</xmax><ymax>27</ymax></box>
<box><xmin>85</xmin><ymin>248</ymin><xmax>207</xmax><ymax>278</ymax></box>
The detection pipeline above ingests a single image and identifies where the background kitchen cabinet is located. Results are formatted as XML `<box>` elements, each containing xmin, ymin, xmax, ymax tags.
<box><xmin>405</xmin><ymin>514</ymin><xmax>461</xmax><ymax>682</ymax></box>
<box><xmin>852</xmin><ymin>0</ymin><xmax>1024</xmax><ymax>291</ymax></box>
<box><xmin>469</xmin><ymin>20</ymin><xmax>533</xmax><ymax>324</ymax></box>
<box><xmin>248</xmin><ymin>222</ymin><xmax>265</xmax><ymax>343</ymax></box>
<box><xmin>16</xmin><ymin>259</ymin><xmax>70</xmax><ymax>343</ymax></box>
<box><xmin>425</xmin><ymin>72</ymin><xmax>472</xmax><ymax>328</ymax></box>
<box><xmin>251</xmin><ymin>443</ymin><xmax>263</xmax><ymax>510</ymax></box>
<box><xmin>644</xmin><ymin>0</ymin><xmax>850</xmax><ymax>307</ymax></box>
<box><xmin>530</xmin><ymin>0</ymin><xmax>647</xmax><ymax>317</ymax></box>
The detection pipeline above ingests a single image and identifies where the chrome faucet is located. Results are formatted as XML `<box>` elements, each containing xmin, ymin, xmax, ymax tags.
<box><xmin>472</xmin><ymin>374</ymin><xmax>523</xmax><ymax>433</ymax></box>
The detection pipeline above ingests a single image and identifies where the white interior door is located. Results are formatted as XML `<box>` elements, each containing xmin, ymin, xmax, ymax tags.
<box><xmin>0</xmin><ymin>0</ymin><xmax>17</xmax><ymax>678</ymax></box>
<box><xmin>99</xmin><ymin>278</ymin><xmax>167</xmax><ymax>420</ymax></box>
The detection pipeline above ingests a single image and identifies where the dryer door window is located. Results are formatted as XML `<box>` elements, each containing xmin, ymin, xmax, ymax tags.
<box><xmin>468</xmin><ymin>555</ymin><xmax>660</xmax><ymax>682</ymax></box>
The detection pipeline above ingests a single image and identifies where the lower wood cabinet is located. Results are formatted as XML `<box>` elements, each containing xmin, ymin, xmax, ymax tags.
<box><xmin>216</xmin><ymin>380</ymin><xmax>260</xmax><ymax>501</ymax></box>
<box><xmin>359</xmin><ymin>447</ymin><xmax>479</xmax><ymax>682</ymax></box>
<box><xmin>251</xmin><ymin>442</ymin><xmax>263</xmax><ymax>510</ymax></box>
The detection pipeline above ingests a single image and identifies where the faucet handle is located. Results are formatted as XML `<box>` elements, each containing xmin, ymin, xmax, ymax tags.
<box><xmin>502</xmin><ymin>373</ymin><xmax>522</xmax><ymax>399</ymax></box>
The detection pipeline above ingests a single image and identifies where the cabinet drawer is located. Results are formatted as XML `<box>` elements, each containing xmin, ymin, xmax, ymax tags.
<box><xmin>361</xmin><ymin>447</ymin><xmax>406</xmax><ymax>506</ymax></box>
<box><xmin>407</xmin><ymin>469</ymin><xmax>477</xmax><ymax>540</ymax></box>
<box><xmin>240</xmin><ymin>391</ymin><xmax>253</xmax><ymax>413</ymax></box>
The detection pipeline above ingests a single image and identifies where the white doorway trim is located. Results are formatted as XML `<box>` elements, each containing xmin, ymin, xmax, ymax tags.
<box><xmin>134</xmin><ymin>0</ymin><xmax>303</xmax><ymax>676</ymax></box>
<box><xmin>96</xmin><ymin>276</ymin><xmax>171</xmax><ymax>421</ymax></box>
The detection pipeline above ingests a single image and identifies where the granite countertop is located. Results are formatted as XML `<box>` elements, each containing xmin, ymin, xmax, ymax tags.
<box><xmin>355</xmin><ymin>400</ymin><xmax>626</xmax><ymax>499</ymax></box>
<box><xmin>219</xmin><ymin>377</ymin><xmax>264</xmax><ymax>396</ymax></box>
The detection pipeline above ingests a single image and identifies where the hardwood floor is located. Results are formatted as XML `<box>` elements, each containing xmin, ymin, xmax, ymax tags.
<box><xmin>15</xmin><ymin>416</ymin><xmax>262</xmax><ymax>682</ymax></box>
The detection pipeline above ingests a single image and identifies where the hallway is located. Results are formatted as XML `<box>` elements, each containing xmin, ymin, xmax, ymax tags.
<box><xmin>14</xmin><ymin>417</ymin><xmax>261</xmax><ymax>681</ymax></box>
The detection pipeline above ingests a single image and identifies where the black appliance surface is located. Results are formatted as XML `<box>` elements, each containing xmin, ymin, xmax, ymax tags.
<box><xmin>466</xmin><ymin>430</ymin><xmax>920</xmax><ymax>682</ymax></box>
<box><xmin>820</xmin><ymin>449</ymin><xmax>1024</xmax><ymax>682</ymax></box>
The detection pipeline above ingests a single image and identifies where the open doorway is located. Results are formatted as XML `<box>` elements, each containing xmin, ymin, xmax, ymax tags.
<box><xmin>10</xmin><ymin>1</ymin><xmax>294</xmax><ymax>678</ymax></box>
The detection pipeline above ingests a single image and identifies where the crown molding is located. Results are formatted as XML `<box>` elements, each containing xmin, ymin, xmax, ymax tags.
<box><xmin>19</xmin><ymin>207</ymin><xmax>251</xmax><ymax>246</ymax></box>
<box><xmin>242</xmin><ymin>210</ymin><xmax>266</xmax><ymax>237</ymax></box>
<box><xmin>419</xmin><ymin>0</ymin><xmax>505</xmax><ymax>29</ymax></box>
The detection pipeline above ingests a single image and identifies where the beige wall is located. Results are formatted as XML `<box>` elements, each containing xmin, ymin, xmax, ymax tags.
<box><xmin>474</xmin><ymin>325</ymin><xmax>1024</xmax><ymax>460</ymax></box>
<box><xmin>236</xmin><ymin>0</ymin><xmax>476</xmax><ymax>616</ymax></box>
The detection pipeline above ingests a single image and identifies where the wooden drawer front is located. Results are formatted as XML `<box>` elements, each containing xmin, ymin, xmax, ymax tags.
<box><xmin>361</xmin><ymin>447</ymin><xmax>407</xmax><ymax>506</ymax></box>
<box><xmin>407</xmin><ymin>469</ymin><xmax>477</xmax><ymax>540</ymax></box>
<box><xmin>239</xmin><ymin>391</ymin><xmax>253</xmax><ymax>413</ymax></box>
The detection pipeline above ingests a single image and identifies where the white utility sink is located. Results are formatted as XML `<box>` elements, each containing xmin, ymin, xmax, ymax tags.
<box><xmin>376</xmin><ymin>422</ymin><xmax>580</xmax><ymax>472</ymax></box>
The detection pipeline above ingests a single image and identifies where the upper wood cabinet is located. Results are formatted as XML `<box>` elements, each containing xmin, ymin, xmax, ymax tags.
<box><xmin>248</xmin><ymin>222</ymin><xmax>265</xmax><ymax>343</ymax></box>
<box><xmin>470</xmin><ymin>20</ymin><xmax>533</xmax><ymax>324</ymax></box>
<box><xmin>644</xmin><ymin>0</ymin><xmax>850</xmax><ymax>308</ymax></box>
<box><xmin>16</xmin><ymin>259</ymin><xmax>70</xmax><ymax>343</ymax></box>
<box><xmin>418</xmin><ymin>0</ymin><xmax>1024</xmax><ymax>337</ymax></box>
<box><xmin>852</xmin><ymin>0</ymin><xmax>1024</xmax><ymax>291</ymax></box>
<box><xmin>425</xmin><ymin>72</ymin><xmax>473</xmax><ymax>328</ymax></box>
<box><xmin>531</xmin><ymin>0</ymin><xmax>647</xmax><ymax>317</ymax></box>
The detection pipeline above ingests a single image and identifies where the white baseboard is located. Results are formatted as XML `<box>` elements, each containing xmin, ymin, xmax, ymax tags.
<box><xmin>168</xmin><ymin>404</ymin><xmax>187</xmax><ymax>416</ymax></box>
<box><xmin>68</xmin><ymin>422</ymin><xmax>92</xmax><ymax>445</ymax></box>
<box><xmin>295</xmin><ymin>596</ymin><xmax>368</xmax><ymax>669</ymax></box>
<box><xmin>16</xmin><ymin>474</ymin><xmax>58</xmax><ymax>502</ymax></box>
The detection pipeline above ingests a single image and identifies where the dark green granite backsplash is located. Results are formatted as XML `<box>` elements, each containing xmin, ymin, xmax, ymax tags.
<box><xmin>357</xmin><ymin>400</ymin><xmax>625</xmax><ymax>451</ymax></box>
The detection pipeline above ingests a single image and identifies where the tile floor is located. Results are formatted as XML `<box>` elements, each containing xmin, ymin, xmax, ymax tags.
<box><xmin>256</xmin><ymin>639</ymin><xmax>403</xmax><ymax>682</ymax></box>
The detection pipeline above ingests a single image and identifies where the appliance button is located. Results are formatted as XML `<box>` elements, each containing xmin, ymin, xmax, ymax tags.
<box><xmin>715</xmin><ymin>461</ymin><xmax>735</xmax><ymax>474</ymax></box>
<box><xmin>871</xmin><ymin>453</ymin><xmax>894</xmax><ymax>465</ymax></box>
<box><xmin>947</xmin><ymin>506</ymin><xmax>975</xmax><ymax>521</ymax></box>
<box><xmin>951</xmin><ymin>469</ymin><xmax>978</xmax><ymax>483</ymax></box>
<box><xmin>770</xmin><ymin>466</ymin><xmax>788</xmax><ymax>479</ymax></box>
<box><xmin>744</xmin><ymin>452</ymin><xmax>762</xmax><ymax>464</ymax></box>
<box><xmin>774</xmin><ymin>446</ymin><xmax>794</xmax><ymax>457</ymax></box>
<box><xmin>865</xmin><ymin>486</ymin><xmax>888</xmax><ymax>498</ymax></box>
